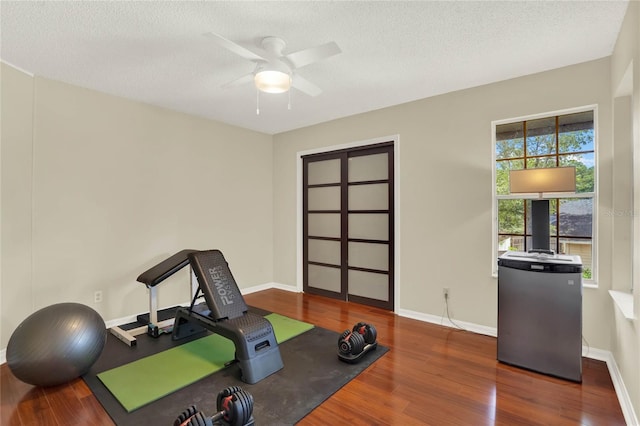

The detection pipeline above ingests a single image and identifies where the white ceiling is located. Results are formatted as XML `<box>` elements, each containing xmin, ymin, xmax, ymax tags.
<box><xmin>1</xmin><ymin>1</ymin><xmax>629</xmax><ymax>135</ymax></box>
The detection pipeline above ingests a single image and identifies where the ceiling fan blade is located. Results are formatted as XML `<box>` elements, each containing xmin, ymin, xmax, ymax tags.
<box><xmin>221</xmin><ymin>73</ymin><xmax>254</xmax><ymax>89</ymax></box>
<box><xmin>292</xmin><ymin>74</ymin><xmax>322</xmax><ymax>97</ymax></box>
<box><xmin>203</xmin><ymin>32</ymin><xmax>265</xmax><ymax>62</ymax></box>
<box><xmin>285</xmin><ymin>41</ymin><xmax>341</xmax><ymax>69</ymax></box>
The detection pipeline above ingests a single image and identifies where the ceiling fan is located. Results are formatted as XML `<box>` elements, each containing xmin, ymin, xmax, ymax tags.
<box><xmin>204</xmin><ymin>32</ymin><xmax>342</xmax><ymax>98</ymax></box>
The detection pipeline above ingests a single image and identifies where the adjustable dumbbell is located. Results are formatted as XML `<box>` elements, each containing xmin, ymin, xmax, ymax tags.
<box><xmin>337</xmin><ymin>321</ymin><xmax>379</xmax><ymax>363</ymax></box>
<box><xmin>173</xmin><ymin>387</ymin><xmax>254</xmax><ymax>426</ymax></box>
<box><xmin>214</xmin><ymin>386</ymin><xmax>254</xmax><ymax>426</ymax></box>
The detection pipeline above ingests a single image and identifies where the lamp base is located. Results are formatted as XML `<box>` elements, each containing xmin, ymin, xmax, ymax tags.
<box><xmin>531</xmin><ymin>199</ymin><xmax>550</xmax><ymax>251</ymax></box>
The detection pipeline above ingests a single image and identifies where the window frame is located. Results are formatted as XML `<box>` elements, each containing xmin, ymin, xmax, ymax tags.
<box><xmin>491</xmin><ymin>105</ymin><xmax>598</xmax><ymax>286</ymax></box>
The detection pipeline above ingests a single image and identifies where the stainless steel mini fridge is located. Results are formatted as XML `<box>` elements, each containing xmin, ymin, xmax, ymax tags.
<box><xmin>497</xmin><ymin>251</ymin><xmax>583</xmax><ymax>382</ymax></box>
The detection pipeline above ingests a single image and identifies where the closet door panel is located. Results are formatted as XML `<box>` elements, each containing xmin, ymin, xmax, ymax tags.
<box><xmin>304</xmin><ymin>143</ymin><xmax>394</xmax><ymax>310</ymax></box>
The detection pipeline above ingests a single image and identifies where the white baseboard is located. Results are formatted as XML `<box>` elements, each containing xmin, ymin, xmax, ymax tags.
<box><xmin>241</xmin><ymin>282</ymin><xmax>299</xmax><ymax>295</ymax></box>
<box><xmin>398</xmin><ymin>308</ymin><xmax>498</xmax><ymax>337</ymax></box>
<box><xmin>581</xmin><ymin>345</ymin><xmax>610</xmax><ymax>362</ymax></box>
<box><xmin>599</xmin><ymin>349</ymin><xmax>639</xmax><ymax>426</ymax></box>
<box><xmin>2</xmin><ymin>283</ymin><xmax>637</xmax><ymax>425</ymax></box>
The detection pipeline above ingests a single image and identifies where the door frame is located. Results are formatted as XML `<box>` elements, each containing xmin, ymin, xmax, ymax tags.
<box><xmin>296</xmin><ymin>135</ymin><xmax>400</xmax><ymax>313</ymax></box>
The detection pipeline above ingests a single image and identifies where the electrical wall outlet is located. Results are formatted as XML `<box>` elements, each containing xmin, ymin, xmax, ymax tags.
<box><xmin>94</xmin><ymin>290</ymin><xmax>103</xmax><ymax>303</ymax></box>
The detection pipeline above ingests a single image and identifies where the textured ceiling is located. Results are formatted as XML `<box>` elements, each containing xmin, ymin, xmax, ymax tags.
<box><xmin>0</xmin><ymin>1</ymin><xmax>629</xmax><ymax>135</ymax></box>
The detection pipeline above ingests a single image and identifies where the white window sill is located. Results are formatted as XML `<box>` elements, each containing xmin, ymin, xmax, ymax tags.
<box><xmin>609</xmin><ymin>290</ymin><xmax>635</xmax><ymax>320</ymax></box>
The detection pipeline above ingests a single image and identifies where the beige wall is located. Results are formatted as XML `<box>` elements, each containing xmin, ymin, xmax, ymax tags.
<box><xmin>273</xmin><ymin>58</ymin><xmax>614</xmax><ymax>347</ymax></box>
<box><xmin>1</xmin><ymin>64</ymin><xmax>274</xmax><ymax>348</ymax></box>
<box><xmin>610</xmin><ymin>0</ymin><xmax>640</xmax><ymax>419</ymax></box>
<box><xmin>1</xmin><ymin>64</ymin><xmax>35</xmax><ymax>350</ymax></box>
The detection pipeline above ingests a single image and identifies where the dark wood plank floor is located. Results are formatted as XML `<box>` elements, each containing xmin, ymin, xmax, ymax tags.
<box><xmin>1</xmin><ymin>289</ymin><xmax>626</xmax><ymax>425</ymax></box>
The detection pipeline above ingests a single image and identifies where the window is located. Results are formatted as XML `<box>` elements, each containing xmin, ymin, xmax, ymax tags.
<box><xmin>493</xmin><ymin>109</ymin><xmax>596</xmax><ymax>282</ymax></box>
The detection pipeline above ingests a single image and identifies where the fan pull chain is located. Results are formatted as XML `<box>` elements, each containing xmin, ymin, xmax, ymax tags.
<box><xmin>256</xmin><ymin>89</ymin><xmax>260</xmax><ymax>115</ymax></box>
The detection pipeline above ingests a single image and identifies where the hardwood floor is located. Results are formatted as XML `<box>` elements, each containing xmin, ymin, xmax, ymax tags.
<box><xmin>1</xmin><ymin>289</ymin><xmax>626</xmax><ymax>425</ymax></box>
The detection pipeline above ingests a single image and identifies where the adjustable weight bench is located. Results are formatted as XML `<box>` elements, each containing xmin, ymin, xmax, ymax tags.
<box><xmin>172</xmin><ymin>249</ymin><xmax>283</xmax><ymax>384</ymax></box>
<box><xmin>110</xmin><ymin>249</ymin><xmax>198</xmax><ymax>346</ymax></box>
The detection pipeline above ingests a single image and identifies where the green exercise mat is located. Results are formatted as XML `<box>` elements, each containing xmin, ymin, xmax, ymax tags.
<box><xmin>97</xmin><ymin>313</ymin><xmax>314</xmax><ymax>412</ymax></box>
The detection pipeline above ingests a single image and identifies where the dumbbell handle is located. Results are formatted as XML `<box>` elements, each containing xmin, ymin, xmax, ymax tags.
<box><xmin>176</xmin><ymin>409</ymin><xmax>226</xmax><ymax>426</ymax></box>
<box><xmin>209</xmin><ymin>410</ymin><xmax>226</xmax><ymax>423</ymax></box>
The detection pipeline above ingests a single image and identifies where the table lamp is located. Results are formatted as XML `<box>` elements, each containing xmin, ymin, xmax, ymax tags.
<box><xmin>509</xmin><ymin>167</ymin><xmax>576</xmax><ymax>253</ymax></box>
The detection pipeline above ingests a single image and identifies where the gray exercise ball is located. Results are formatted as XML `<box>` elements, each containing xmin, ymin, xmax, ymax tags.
<box><xmin>7</xmin><ymin>302</ymin><xmax>107</xmax><ymax>387</ymax></box>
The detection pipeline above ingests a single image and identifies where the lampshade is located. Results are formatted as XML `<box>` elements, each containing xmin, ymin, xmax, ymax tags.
<box><xmin>254</xmin><ymin>70</ymin><xmax>291</xmax><ymax>94</ymax></box>
<box><xmin>509</xmin><ymin>167</ymin><xmax>576</xmax><ymax>194</ymax></box>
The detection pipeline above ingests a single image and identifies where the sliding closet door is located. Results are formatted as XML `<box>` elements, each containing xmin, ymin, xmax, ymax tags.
<box><xmin>347</xmin><ymin>146</ymin><xmax>394</xmax><ymax>309</ymax></box>
<box><xmin>303</xmin><ymin>143</ymin><xmax>394</xmax><ymax>310</ymax></box>
<box><xmin>303</xmin><ymin>152</ymin><xmax>345</xmax><ymax>300</ymax></box>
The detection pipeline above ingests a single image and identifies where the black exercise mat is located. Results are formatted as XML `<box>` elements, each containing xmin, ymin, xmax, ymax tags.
<box><xmin>83</xmin><ymin>312</ymin><xmax>388</xmax><ymax>425</ymax></box>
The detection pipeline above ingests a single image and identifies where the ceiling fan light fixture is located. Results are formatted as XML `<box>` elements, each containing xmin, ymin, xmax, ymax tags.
<box><xmin>254</xmin><ymin>70</ymin><xmax>291</xmax><ymax>93</ymax></box>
